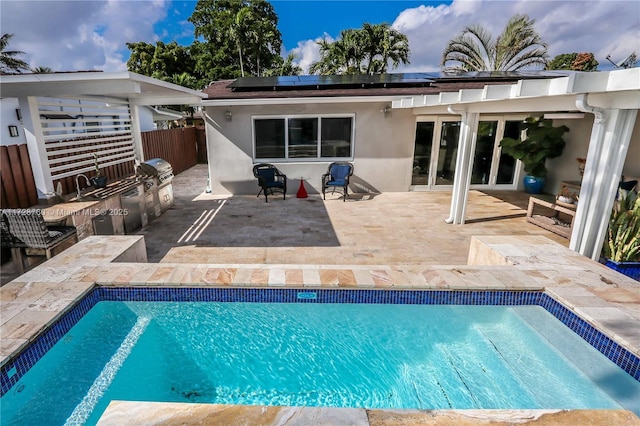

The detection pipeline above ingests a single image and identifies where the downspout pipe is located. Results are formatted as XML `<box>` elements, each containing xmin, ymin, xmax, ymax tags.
<box><xmin>571</xmin><ymin>93</ymin><xmax>607</xmax><ymax>256</ymax></box>
<box><xmin>575</xmin><ymin>94</ymin><xmax>604</xmax><ymax>123</ymax></box>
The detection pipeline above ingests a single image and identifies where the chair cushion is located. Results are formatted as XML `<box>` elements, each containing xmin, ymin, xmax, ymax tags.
<box><xmin>327</xmin><ymin>179</ymin><xmax>346</xmax><ymax>186</ymax></box>
<box><xmin>257</xmin><ymin>168</ymin><xmax>276</xmax><ymax>182</ymax></box>
<box><xmin>330</xmin><ymin>165</ymin><xmax>351</xmax><ymax>180</ymax></box>
<box><xmin>266</xmin><ymin>181</ymin><xmax>284</xmax><ymax>188</ymax></box>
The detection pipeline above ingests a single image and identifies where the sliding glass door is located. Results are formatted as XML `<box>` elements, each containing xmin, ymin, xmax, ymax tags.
<box><xmin>412</xmin><ymin>116</ymin><xmax>524</xmax><ymax>190</ymax></box>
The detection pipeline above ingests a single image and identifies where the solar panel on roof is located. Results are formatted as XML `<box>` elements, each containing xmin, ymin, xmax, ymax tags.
<box><xmin>227</xmin><ymin>70</ymin><xmax>569</xmax><ymax>92</ymax></box>
<box><xmin>228</xmin><ymin>73</ymin><xmax>435</xmax><ymax>91</ymax></box>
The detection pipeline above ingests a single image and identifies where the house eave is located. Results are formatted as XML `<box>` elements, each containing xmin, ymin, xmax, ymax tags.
<box><xmin>0</xmin><ymin>71</ymin><xmax>206</xmax><ymax>105</ymax></box>
<box><xmin>202</xmin><ymin>95</ymin><xmax>407</xmax><ymax>107</ymax></box>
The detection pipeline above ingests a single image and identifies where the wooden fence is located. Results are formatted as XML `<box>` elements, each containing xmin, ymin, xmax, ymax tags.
<box><xmin>142</xmin><ymin>127</ymin><xmax>200</xmax><ymax>175</ymax></box>
<box><xmin>0</xmin><ymin>127</ymin><xmax>202</xmax><ymax>208</ymax></box>
<box><xmin>1</xmin><ymin>145</ymin><xmax>38</xmax><ymax>209</ymax></box>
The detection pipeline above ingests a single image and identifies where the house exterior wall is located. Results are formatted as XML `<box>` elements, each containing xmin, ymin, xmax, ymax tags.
<box><xmin>1</xmin><ymin>98</ymin><xmax>27</xmax><ymax>145</ymax></box>
<box><xmin>204</xmin><ymin>102</ymin><xmax>639</xmax><ymax>197</ymax></box>
<box><xmin>138</xmin><ymin>107</ymin><xmax>155</xmax><ymax>132</ymax></box>
<box><xmin>204</xmin><ymin>102</ymin><xmax>416</xmax><ymax>195</ymax></box>
<box><xmin>545</xmin><ymin>115</ymin><xmax>594</xmax><ymax>193</ymax></box>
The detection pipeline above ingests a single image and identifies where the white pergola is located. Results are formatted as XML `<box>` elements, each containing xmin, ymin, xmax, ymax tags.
<box><xmin>0</xmin><ymin>72</ymin><xmax>205</xmax><ymax>198</ymax></box>
<box><xmin>392</xmin><ymin>68</ymin><xmax>640</xmax><ymax>261</ymax></box>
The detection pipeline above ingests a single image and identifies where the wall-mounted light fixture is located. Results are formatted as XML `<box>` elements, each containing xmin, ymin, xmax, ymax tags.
<box><xmin>225</xmin><ymin>110</ymin><xmax>232</xmax><ymax>122</ymax></box>
<box><xmin>8</xmin><ymin>125</ymin><xmax>19</xmax><ymax>137</ymax></box>
<box><xmin>15</xmin><ymin>109</ymin><xmax>22</xmax><ymax>121</ymax></box>
<box><xmin>381</xmin><ymin>106</ymin><xmax>391</xmax><ymax>117</ymax></box>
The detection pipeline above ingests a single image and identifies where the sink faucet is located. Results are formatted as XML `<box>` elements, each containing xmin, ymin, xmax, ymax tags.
<box><xmin>75</xmin><ymin>174</ymin><xmax>91</xmax><ymax>199</ymax></box>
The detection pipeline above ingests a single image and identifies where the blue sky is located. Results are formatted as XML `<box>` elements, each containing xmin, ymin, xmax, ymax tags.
<box><xmin>1</xmin><ymin>0</ymin><xmax>638</xmax><ymax>75</ymax></box>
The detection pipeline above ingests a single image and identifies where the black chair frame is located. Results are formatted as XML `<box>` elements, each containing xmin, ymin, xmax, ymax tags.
<box><xmin>253</xmin><ymin>163</ymin><xmax>287</xmax><ymax>203</ymax></box>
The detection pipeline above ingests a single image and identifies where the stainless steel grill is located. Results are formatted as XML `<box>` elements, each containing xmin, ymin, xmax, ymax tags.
<box><xmin>137</xmin><ymin>158</ymin><xmax>174</xmax><ymax>213</ymax></box>
<box><xmin>137</xmin><ymin>158</ymin><xmax>174</xmax><ymax>184</ymax></box>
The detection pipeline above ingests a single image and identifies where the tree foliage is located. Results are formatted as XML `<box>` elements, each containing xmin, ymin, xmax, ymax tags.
<box><xmin>310</xmin><ymin>23</ymin><xmax>409</xmax><ymax>75</ymax></box>
<box><xmin>499</xmin><ymin>116</ymin><xmax>569</xmax><ymax>177</ymax></box>
<box><xmin>441</xmin><ymin>14</ymin><xmax>548</xmax><ymax>71</ymax></box>
<box><xmin>546</xmin><ymin>52</ymin><xmax>598</xmax><ymax>71</ymax></box>
<box><xmin>0</xmin><ymin>33</ymin><xmax>30</xmax><ymax>74</ymax></box>
<box><xmin>189</xmin><ymin>0</ymin><xmax>282</xmax><ymax>78</ymax></box>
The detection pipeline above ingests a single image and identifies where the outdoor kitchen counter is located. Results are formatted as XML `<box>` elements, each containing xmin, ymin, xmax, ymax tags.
<box><xmin>43</xmin><ymin>177</ymin><xmax>143</xmax><ymax>239</ymax></box>
<box><xmin>71</xmin><ymin>176</ymin><xmax>141</xmax><ymax>201</ymax></box>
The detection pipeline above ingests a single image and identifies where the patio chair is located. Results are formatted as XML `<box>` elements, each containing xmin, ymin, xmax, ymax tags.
<box><xmin>253</xmin><ymin>163</ymin><xmax>287</xmax><ymax>203</ymax></box>
<box><xmin>1</xmin><ymin>209</ymin><xmax>77</xmax><ymax>273</ymax></box>
<box><xmin>322</xmin><ymin>162</ymin><xmax>354</xmax><ymax>202</ymax></box>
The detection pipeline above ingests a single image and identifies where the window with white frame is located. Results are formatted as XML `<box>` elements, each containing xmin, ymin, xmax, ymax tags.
<box><xmin>253</xmin><ymin>115</ymin><xmax>354</xmax><ymax>161</ymax></box>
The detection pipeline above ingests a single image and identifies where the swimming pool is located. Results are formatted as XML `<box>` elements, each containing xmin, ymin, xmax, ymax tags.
<box><xmin>1</xmin><ymin>289</ymin><xmax>639</xmax><ymax>425</ymax></box>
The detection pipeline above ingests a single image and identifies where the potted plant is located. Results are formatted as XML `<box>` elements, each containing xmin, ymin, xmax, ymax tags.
<box><xmin>90</xmin><ymin>153</ymin><xmax>108</xmax><ymax>188</ymax></box>
<box><xmin>499</xmin><ymin>116</ymin><xmax>569</xmax><ymax>194</ymax></box>
<box><xmin>602</xmin><ymin>190</ymin><xmax>640</xmax><ymax>281</ymax></box>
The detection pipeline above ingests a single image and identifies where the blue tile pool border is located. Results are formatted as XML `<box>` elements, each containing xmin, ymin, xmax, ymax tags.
<box><xmin>1</xmin><ymin>288</ymin><xmax>638</xmax><ymax>396</ymax></box>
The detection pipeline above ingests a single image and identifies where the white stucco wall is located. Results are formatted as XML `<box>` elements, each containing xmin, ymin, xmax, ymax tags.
<box><xmin>204</xmin><ymin>102</ymin><xmax>639</xmax><ymax>197</ymax></box>
<box><xmin>138</xmin><ymin>107</ymin><xmax>156</xmax><ymax>132</ymax></box>
<box><xmin>204</xmin><ymin>102</ymin><xmax>416</xmax><ymax>195</ymax></box>
<box><xmin>545</xmin><ymin>115</ymin><xmax>594</xmax><ymax>194</ymax></box>
<box><xmin>1</xmin><ymin>98</ymin><xmax>27</xmax><ymax>145</ymax></box>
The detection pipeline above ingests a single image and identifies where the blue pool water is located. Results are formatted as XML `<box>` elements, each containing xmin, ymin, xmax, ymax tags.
<box><xmin>2</xmin><ymin>301</ymin><xmax>639</xmax><ymax>425</ymax></box>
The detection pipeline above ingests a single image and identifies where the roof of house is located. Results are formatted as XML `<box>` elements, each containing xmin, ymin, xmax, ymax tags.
<box><xmin>202</xmin><ymin>71</ymin><xmax>572</xmax><ymax>102</ymax></box>
<box><xmin>1</xmin><ymin>71</ymin><xmax>206</xmax><ymax>105</ymax></box>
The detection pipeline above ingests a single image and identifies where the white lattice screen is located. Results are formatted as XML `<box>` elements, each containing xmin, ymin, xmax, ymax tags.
<box><xmin>38</xmin><ymin>96</ymin><xmax>137</xmax><ymax>180</ymax></box>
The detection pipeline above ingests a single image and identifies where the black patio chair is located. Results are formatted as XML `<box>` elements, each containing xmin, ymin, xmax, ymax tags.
<box><xmin>322</xmin><ymin>162</ymin><xmax>354</xmax><ymax>202</ymax></box>
<box><xmin>253</xmin><ymin>163</ymin><xmax>287</xmax><ymax>203</ymax></box>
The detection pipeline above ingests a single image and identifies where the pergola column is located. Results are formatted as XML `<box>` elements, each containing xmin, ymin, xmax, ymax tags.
<box><xmin>446</xmin><ymin>109</ymin><xmax>479</xmax><ymax>225</ymax></box>
<box><xmin>18</xmin><ymin>96</ymin><xmax>54</xmax><ymax>199</ymax></box>
<box><xmin>570</xmin><ymin>107</ymin><xmax>637</xmax><ymax>260</ymax></box>
<box><xmin>129</xmin><ymin>103</ymin><xmax>145</xmax><ymax>162</ymax></box>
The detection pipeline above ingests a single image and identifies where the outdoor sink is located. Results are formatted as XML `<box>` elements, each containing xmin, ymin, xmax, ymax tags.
<box><xmin>73</xmin><ymin>191</ymin><xmax>101</xmax><ymax>202</ymax></box>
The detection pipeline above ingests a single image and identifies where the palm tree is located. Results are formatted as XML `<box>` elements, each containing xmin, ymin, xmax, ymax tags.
<box><xmin>310</xmin><ymin>23</ymin><xmax>409</xmax><ymax>75</ymax></box>
<box><xmin>363</xmin><ymin>23</ymin><xmax>409</xmax><ymax>74</ymax></box>
<box><xmin>0</xmin><ymin>33</ymin><xmax>30</xmax><ymax>74</ymax></box>
<box><xmin>32</xmin><ymin>66</ymin><xmax>53</xmax><ymax>73</ymax></box>
<box><xmin>441</xmin><ymin>14</ymin><xmax>548</xmax><ymax>71</ymax></box>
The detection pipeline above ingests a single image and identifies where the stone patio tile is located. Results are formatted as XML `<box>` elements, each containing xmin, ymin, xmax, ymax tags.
<box><xmin>2</xmin><ymin>321</ymin><xmax>47</xmax><ymax>340</ymax></box>
<box><xmin>352</xmin><ymin>269</ymin><xmax>375</xmax><ymax>287</ymax></box>
<box><xmin>250</xmin><ymin>269</ymin><xmax>269</xmax><ymax>285</ymax></box>
<box><xmin>420</xmin><ymin>269</ymin><xmax>450</xmax><ymax>288</ymax></box>
<box><xmin>337</xmin><ymin>270</ymin><xmax>357</xmax><ymax>287</ymax></box>
<box><xmin>0</xmin><ymin>338</ymin><xmax>27</xmax><ymax>360</ymax></box>
<box><xmin>430</xmin><ymin>268</ymin><xmax>468</xmax><ymax>289</ymax></box>
<box><xmin>0</xmin><ymin>282</ymin><xmax>52</xmax><ymax>303</ymax></box>
<box><xmin>395</xmin><ymin>268</ymin><xmax>428</xmax><ymax>288</ymax></box>
<box><xmin>214</xmin><ymin>267</ymin><xmax>236</xmax><ymax>285</ymax></box>
<box><xmin>231</xmin><ymin>268</ymin><xmax>253</xmax><ymax>286</ymax></box>
<box><xmin>302</xmin><ymin>269</ymin><xmax>322</xmax><ymax>286</ymax></box>
<box><xmin>146</xmin><ymin>266</ymin><xmax>176</xmax><ymax>284</ymax></box>
<box><xmin>0</xmin><ymin>302</ymin><xmax>27</xmax><ymax>325</ymax></box>
<box><xmin>319</xmin><ymin>269</ymin><xmax>339</xmax><ymax>286</ymax></box>
<box><xmin>127</xmin><ymin>264</ymin><xmax>162</xmax><ymax>285</ymax></box>
<box><xmin>5</xmin><ymin>309</ymin><xmax>58</xmax><ymax>329</ymax></box>
<box><xmin>370</xmin><ymin>270</ymin><xmax>393</xmax><ymax>288</ymax></box>
<box><xmin>590</xmin><ymin>287</ymin><xmax>640</xmax><ymax>304</ymax></box>
<box><xmin>285</xmin><ymin>269</ymin><xmax>303</xmax><ymax>286</ymax></box>
<box><xmin>268</xmin><ymin>268</ymin><xmax>286</xmax><ymax>286</ymax></box>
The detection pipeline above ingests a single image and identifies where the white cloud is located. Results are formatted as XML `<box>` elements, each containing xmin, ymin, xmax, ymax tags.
<box><xmin>290</xmin><ymin>34</ymin><xmax>334</xmax><ymax>74</ymax></box>
<box><xmin>0</xmin><ymin>0</ymin><xmax>169</xmax><ymax>72</ymax></box>
<box><xmin>1</xmin><ymin>0</ymin><xmax>637</xmax><ymax>75</ymax></box>
<box><xmin>392</xmin><ymin>0</ymin><xmax>640</xmax><ymax>72</ymax></box>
